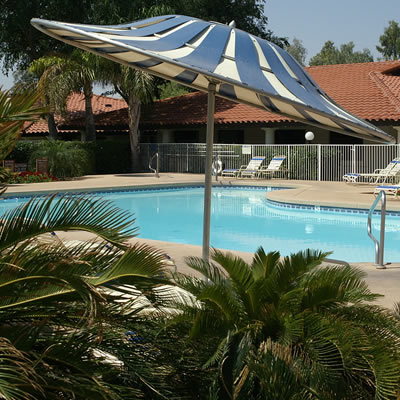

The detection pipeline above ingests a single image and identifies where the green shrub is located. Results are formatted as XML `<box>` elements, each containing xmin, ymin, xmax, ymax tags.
<box><xmin>7</xmin><ymin>141</ymin><xmax>40</xmax><ymax>166</ymax></box>
<box><xmin>9</xmin><ymin>138</ymin><xmax>131</xmax><ymax>176</ymax></box>
<box><xmin>29</xmin><ymin>140</ymin><xmax>91</xmax><ymax>179</ymax></box>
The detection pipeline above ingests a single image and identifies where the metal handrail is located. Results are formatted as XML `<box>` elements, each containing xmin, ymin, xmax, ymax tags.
<box><xmin>149</xmin><ymin>152</ymin><xmax>159</xmax><ymax>178</ymax></box>
<box><xmin>367</xmin><ymin>190</ymin><xmax>386</xmax><ymax>268</ymax></box>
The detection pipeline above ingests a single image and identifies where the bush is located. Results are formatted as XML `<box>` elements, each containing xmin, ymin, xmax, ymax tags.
<box><xmin>8</xmin><ymin>138</ymin><xmax>131</xmax><ymax>176</ymax></box>
<box><xmin>29</xmin><ymin>140</ymin><xmax>91</xmax><ymax>179</ymax></box>
<box><xmin>7</xmin><ymin>141</ymin><xmax>40</xmax><ymax>166</ymax></box>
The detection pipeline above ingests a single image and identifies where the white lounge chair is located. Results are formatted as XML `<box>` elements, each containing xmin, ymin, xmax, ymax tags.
<box><xmin>374</xmin><ymin>185</ymin><xmax>400</xmax><ymax>198</ymax></box>
<box><xmin>343</xmin><ymin>158</ymin><xmax>400</xmax><ymax>184</ymax></box>
<box><xmin>221</xmin><ymin>156</ymin><xmax>265</xmax><ymax>178</ymax></box>
<box><xmin>258</xmin><ymin>155</ymin><xmax>287</xmax><ymax>179</ymax></box>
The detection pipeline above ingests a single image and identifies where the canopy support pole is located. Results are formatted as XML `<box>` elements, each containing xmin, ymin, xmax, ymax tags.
<box><xmin>202</xmin><ymin>82</ymin><xmax>216</xmax><ymax>261</ymax></box>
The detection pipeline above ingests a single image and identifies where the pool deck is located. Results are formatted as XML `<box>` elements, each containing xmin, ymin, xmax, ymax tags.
<box><xmin>4</xmin><ymin>173</ymin><xmax>400</xmax><ymax>309</ymax></box>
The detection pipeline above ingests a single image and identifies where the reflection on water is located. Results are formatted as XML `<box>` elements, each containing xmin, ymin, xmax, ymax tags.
<box><xmin>1</xmin><ymin>187</ymin><xmax>399</xmax><ymax>262</ymax></box>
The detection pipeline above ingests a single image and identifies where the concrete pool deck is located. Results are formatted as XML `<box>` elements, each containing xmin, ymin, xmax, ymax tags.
<box><xmin>3</xmin><ymin>173</ymin><xmax>400</xmax><ymax>309</ymax></box>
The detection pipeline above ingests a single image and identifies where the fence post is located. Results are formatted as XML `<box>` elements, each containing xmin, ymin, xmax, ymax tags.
<box><xmin>287</xmin><ymin>145</ymin><xmax>291</xmax><ymax>179</ymax></box>
<box><xmin>186</xmin><ymin>144</ymin><xmax>189</xmax><ymax>172</ymax></box>
<box><xmin>317</xmin><ymin>144</ymin><xmax>321</xmax><ymax>181</ymax></box>
<box><xmin>352</xmin><ymin>145</ymin><xmax>356</xmax><ymax>174</ymax></box>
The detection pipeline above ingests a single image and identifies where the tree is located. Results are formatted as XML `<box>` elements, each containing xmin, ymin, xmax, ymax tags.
<box><xmin>99</xmin><ymin>61</ymin><xmax>156</xmax><ymax>171</ymax></box>
<box><xmin>0</xmin><ymin>84</ymin><xmax>47</xmax><ymax>188</ymax></box>
<box><xmin>29</xmin><ymin>50</ymin><xmax>100</xmax><ymax>142</ymax></box>
<box><xmin>27</xmin><ymin>57</ymin><xmax>62</xmax><ymax>140</ymax></box>
<box><xmin>0</xmin><ymin>0</ymin><xmax>286</xmax><ymax>78</ymax></box>
<box><xmin>0</xmin><ymin>192</ymin><xmax>180</xmax><ymax>399</ymax></box>
<box><xmin>158</xmin><ymin>81</ymin><xmax>190</xmax><ymax>100</ymax></box>
<box><xmin>309</xmin><ymin>41</ymin><xmax>373</xmax><ymax>66</ymax></box>
<box><xmin>0</xmin><ymin>85</ymin><xmax>46</xmax><ymax>160</ymax></box>
<box><xmin>0</xmin><ymin>88</ymin><xmax>180</xmax><ymax>397</ymax></box>
<box><xmin>166</xmin><ymin>0</ymin><xmax>288</xmax><ymax>46</ymax></box>
<box><xmin>171</xmin><ymin>247</ymin><xmax>400</xmax><ymax>399</ymax></box>
<box><xmin>377</xmin><ymin>20</ymin><xmax>400</xmax><ymax>60</ymax></box>
<box><xmin>285</xmin><ymin>37</ymin><xmax>307</xmax><ymax>66</ymax></box>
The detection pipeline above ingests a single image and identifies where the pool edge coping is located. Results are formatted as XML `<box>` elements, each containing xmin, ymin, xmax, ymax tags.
<box><xmin>4</xmin><ymin>178</ymin><xmax>400</xmax><ymax>212</ymax></box>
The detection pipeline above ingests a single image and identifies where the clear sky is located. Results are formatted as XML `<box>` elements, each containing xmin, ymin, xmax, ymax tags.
<box><xmin>265</xmin><ymin>0</ymin><xmax>398</xmax><ymax>62</ymax></box>
<box><xmin>0</xmin><ymin>1</ymin><xmax>398</xmax><ymax>89</ymax></box>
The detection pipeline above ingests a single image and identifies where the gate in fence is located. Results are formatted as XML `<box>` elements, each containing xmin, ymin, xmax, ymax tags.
<box><xmin>140</xmin><ymin>143</ymin><xmax>400</xmax><ymax>182</ymax></box>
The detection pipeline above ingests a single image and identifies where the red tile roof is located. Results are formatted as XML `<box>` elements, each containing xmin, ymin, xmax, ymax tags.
<box><xmin>140</xmin><ymin>92</ymin><xmax>289</xmax><ymax>127</ymax></box>
<box><xmin>307</xmin><ymin>60</ymin><xmax>400</xmax><ymax>122</ymax></box>
<box><xmin>23</xmin><ymin>92</ymin><xmax>127</xmax><ymax>134</ymax></box>
<box><xmin>23</xmin><ymin>60</ymin><xmax>400</xmax><ymax>135</ymax></box>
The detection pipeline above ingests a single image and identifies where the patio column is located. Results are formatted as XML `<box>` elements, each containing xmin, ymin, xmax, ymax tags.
<box><xmin>262</xmin><ymin>127</ymin><xmax>276</xmax><ymax>144</ymax></box>
<box><xmin>160</xmin><ymin>129</ymin><xmax>174</xmax><ymax>143</ymax></box>
<box><xmin>394</xmin><ymin>126</ymin><xmax>400</xmax><ymax>143</ymax></box>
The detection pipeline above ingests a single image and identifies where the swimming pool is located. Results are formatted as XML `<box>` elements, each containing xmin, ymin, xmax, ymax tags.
<box><xmin>2</xmin><ymin>186</ymin><xmax>400</xmax><ymax>262</ymax></box>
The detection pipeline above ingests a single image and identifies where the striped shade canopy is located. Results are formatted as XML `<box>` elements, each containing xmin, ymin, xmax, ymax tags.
<box><xmin>31</xmin><ymin>15</ymin><xmax>394</xmax><ymax>143</ymax></box>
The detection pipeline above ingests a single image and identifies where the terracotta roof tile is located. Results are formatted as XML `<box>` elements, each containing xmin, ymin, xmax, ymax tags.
<box><xmin>307</xmin><ymin>60</ymin><xmax>400</xmax><ymax>122</ymax></box>
<box><xmin>23</xmin><ymin>60</ymin><xmax>400</xmax><ymax>134</ymax></box>
<box><xmin>141</xmin><ymin>91</ymin><xmax>291</xmax><ymax>127</ymax></box>
<box><xmin>23</xmin><ymin>92</ymin><xmax>127</xmax><ymax>134</ymax></box>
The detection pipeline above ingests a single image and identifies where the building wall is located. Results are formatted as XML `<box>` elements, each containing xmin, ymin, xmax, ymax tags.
<box><xmin>150</xmin><ymin>123</ymin><xmax>400</xmax><ymax>145</ymax></box>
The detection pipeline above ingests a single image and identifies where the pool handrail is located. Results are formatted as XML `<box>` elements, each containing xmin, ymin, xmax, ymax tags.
<box><xmin>149</xmin><ymin>152</ymin><xmax>160</xmax><ymax>178</ymax></box>
<box><xmin>367</xmin><ymin>190</ymin><xmax>386</xmax><ymax>268</ymax></box>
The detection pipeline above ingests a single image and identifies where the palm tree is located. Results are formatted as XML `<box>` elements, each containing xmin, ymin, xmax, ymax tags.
<box><xmin>28</xmin><ymin>56</ymin><xmax>62</xmax><ymax>140</ymax></box>
<box><xmin>0</xmin><ymin>84</ymin><xmax>46</xmax><ymax>190</ymax></box>
<box><xmin>0</xmin><ymin>92</ymin><xmax>180</xmax><ymax>398</ymax></box>
<box><xmin>98</xmin><ymin>61</ymin><xmax>155</xmax><ymax>171</ymax></box>
<box><xmin>97</xmin><ymin>5</ymin><xmax>173</xmax><ymax>172</ymax></box>
<box><xmin>29</xmin><ymin>49</ymin><xmax>100</xmax><ymax>142</ymax></box>
<box><xmin>0</xmin><ymin>84</ymin><xmax>46</xmax><ymax>160</ymax></box>
<box><xmin>0</xmin><ymin>193</ymin><xmax>176</xmax><ymax>399</ymax></box>
<box><xmin>171</xmin><ymin>248</ymin><xmax>400</xmax><ymax>399</ymax></box>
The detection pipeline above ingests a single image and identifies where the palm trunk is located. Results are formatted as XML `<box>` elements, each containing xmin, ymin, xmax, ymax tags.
<box><xmin>82</xmin><ymin>84</ymin><xmax>96</xmax><ymax>142</ymax></box>
<box><xmin>46</xmin><ymin>112</ymin><xmax>58</xmax><ymax>140</ymax></box>
<box><xmin>128</xmin><ymin>96</ymin><xmax>141</xmax><ymax>172</ymax></box>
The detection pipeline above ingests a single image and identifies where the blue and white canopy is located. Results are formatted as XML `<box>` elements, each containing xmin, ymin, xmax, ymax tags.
<box><xmin>31</xmin><ymin>15</ymin><xmax>394</xmax><ymax>143</ymax></box>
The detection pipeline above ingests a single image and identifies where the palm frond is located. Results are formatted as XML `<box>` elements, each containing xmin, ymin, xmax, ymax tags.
<box><xmin>251</xmin><ymin>247</ymin><xmax>281</xmax><ymax>280</ymax></box>
<box><xmin>184</xmin><ymin>255</ymin><xmax>227</xmax><ymax>283</ymax></box>
<box><xmin>0</xmin><ymin>84</ymin><xmax>47</xmax><ymax>160</ymax></box>
<box><xmin>0</xmin><ymin>193</ymin><xmax>137</xmax><ymax>251</ymax></box>
<box><xmin>0</xmin><ymin>337</ymin><xmax>44</xmax><ymax>400</ymax></box>
<box><xmin>299</xmin><ymin>265</ymin><xmax>380</xmax><ymax>309</ymax></box>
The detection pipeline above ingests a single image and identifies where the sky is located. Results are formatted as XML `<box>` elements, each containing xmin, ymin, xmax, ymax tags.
<box><xmin>265</xmin><ymin>0</ymin><xmax>398</xmax><ymax>62</ymax></box>
<box><xmin>0</xmin><ymin>0</ymin><xmax>398</xmax><ymax>89</ymax></box>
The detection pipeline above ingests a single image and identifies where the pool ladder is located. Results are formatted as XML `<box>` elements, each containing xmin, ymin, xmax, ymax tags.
<box><xmin>149</xmin><ymin>152</ymin><xmax>159</xmax><ymax>178</ymax></box>
<box><xmin>367</xmin><ymin>190</ymin><xmax>386</xmax><ymax>268</ymax></box>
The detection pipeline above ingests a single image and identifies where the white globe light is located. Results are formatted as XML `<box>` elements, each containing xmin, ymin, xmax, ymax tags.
<box><xmin>305</xmin><ymin>131</ymin><xmax>315</xmax><ymax>141</ymax></box>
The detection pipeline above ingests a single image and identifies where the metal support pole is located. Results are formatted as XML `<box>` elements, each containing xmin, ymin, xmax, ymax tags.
<box><xmin>378</xmin><ymin>192</ymin><xmax>386</xmax><ymax>267</ymax></box>
<box><xmin>213</xmin><ymin>155</ymin><xmax>219</xmax><ymax>182</ymax></box>
<box><xmin>156</xmin><ymin>152</ymin><xmax>160</xmax><ymax>178</ymax></box>
<box><xmin>202</xmin><ymin>82</ymin><xmax>216</xmax><ymax>261</ymax></box>
<box><xmin>317</xmin><ymin>144</ymin><xmax>321</xmax><ymax>181</ymax></box>
<box><xmin>367</xmin><ymin>190</ymin><xmax>386</xmax><ymax>268</ymax></box>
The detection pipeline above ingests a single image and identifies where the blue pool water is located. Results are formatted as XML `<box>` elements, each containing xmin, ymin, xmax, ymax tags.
<box><xmin>2</xmin><ymin>186</ymin><xmax>400</xmax><ymax>263</ymax></box>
